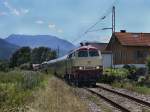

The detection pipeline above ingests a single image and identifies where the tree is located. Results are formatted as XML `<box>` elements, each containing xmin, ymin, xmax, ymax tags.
<box><xmin>0</xmin><ymin>60</ymin><xmax>9</xmax><ymax>72</ymax></box>
<box><xmin>9</xmin><ymin>46</ymin><xmax>57</xmax><ymax>68</ymax></box>
<box><xmin>10</xmin><ymin>47</ymin><xmax>31</xmax><ymax>68</ymax></box>
<box><xmin>31</xmin><ymin>47</ymin><xmax>57</xmax><ymax>64</ymax></box>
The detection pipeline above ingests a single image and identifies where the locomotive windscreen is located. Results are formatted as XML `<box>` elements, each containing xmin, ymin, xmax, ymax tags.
<box><xmin>77</xmin><ymin>49</ymin><xmax>99</xmax><ymax>57</ymax></box>
<box><xmin>78</xmin><ymin>50</ymin><xmax>88</xmax><ymax>57</ymax></box>
<box><xmin>89</xmin><ymin>50</ymin><xmax>99</xmax><ymax>57</ymax></box>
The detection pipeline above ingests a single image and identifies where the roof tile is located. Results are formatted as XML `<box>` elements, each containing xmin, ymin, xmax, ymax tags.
<box><xmin>115</xmin><ymin>32</ymin><xmax>150</xmax><ymax>46</ymax></box>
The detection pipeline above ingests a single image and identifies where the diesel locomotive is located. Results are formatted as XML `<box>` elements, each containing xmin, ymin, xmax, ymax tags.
<box><xmin>45</xmin><ymin>45</ymin><xmax>103</xmax><ymax>86</ymax></box>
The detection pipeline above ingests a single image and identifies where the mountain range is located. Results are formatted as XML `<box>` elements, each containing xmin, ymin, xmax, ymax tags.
<box><xmin>0</xmin><ymin>34</ymin><xmax>75</xmax><ymax>60</ymax></box>
<box><xmin>0</xmin><ymin>38</ymin><xmax>19</xmax><ymax>60</ymax></box>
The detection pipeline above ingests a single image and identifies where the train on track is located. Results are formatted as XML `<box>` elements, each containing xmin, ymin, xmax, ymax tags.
<box><xmin>39</xmin><ymin>44</ymin><xmax>103</xmax><ymax>86</ymax></box>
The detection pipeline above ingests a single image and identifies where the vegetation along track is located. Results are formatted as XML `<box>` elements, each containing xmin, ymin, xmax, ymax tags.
<box><xmin>85</xmin><ymin>85</ymin><xmax>150</xmax><ymax>112</ymax></box>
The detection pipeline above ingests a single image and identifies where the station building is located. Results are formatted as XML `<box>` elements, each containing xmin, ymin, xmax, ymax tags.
<box><xmin>105</xmin><ymin>30</ymin><xmax>150</xmax><ymax>67</ymax></box>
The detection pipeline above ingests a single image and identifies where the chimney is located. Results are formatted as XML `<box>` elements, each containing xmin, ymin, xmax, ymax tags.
<box><xmin>120</xmin><ymin>30</ymin><xmax>126</xmax><ymax>33</ymax></box>
<box><xmin>140</xmin><ymin>33</ymin><xmax>143</xmax><ymax>39</ymax></box>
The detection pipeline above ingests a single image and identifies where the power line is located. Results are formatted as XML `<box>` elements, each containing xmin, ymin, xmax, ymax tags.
<box><xmin>85</xmin><ymin>0</ymin><xmax>118</xmax><ymax>33</ymax></box>
<box><xmin>71</xmin><ymin>0</ymin><xmax>118</xmax><ymax>43</ymax></box>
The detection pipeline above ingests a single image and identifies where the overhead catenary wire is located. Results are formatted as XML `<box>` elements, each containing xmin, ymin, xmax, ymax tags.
<box><xmin>71</xmin><ymin>0</ymin><xmax>118</xmax><ymax>43</ymax></box>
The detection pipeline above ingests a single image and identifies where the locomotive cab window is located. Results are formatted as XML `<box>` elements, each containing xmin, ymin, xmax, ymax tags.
<box><xmin>78</xmin><ymin>50</ymin><xmax>88</xmax><ymax>57</ymax></box>
<box><xmin>89</xmin><ymin>50</ymin><xmax>99</xmax><ymax>57</ymax></box>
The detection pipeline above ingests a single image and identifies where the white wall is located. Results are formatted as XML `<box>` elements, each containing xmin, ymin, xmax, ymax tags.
<box><xmin>102</xmin><ymin>53</ymin><xmax>113</xmax><ymax>68</ymax></box>
<box><xmin>114</xmin><ymin>64</ymin><xmax>146</xmax><ymax>68</ymax></box>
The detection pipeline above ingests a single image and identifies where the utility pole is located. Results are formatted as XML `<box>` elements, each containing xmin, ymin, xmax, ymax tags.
<box><xmin>112</xmin><ymin>6</ymin><xmax>115</xmax><ymax>34</ymax></box>
<box><xmin>57</xmin><ymin>46</ymin><xmax>59</xmax><ymax>58</ymax></box>
<box><xmin>102</xmin><ymin>6</ymin><xmax>116</xmax><ymax>69</ymax></box>
<box><xmin>102</xmin><ymin>6</ymin><xmax>115</xmax><ymax>34</ymax></box>
<box><xmin>112</xmin><ymin>6</ymin><xmax>115</xmax><ymax>69</ymax></box>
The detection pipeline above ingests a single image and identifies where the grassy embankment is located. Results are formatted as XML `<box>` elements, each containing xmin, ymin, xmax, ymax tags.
<box><xmin>0</xmin><ymin>70</ymin><xmax>88</xmax><ymax>112</ymax></box>
<box><xmin>99</xmin><ymin>68</ymin><xmax>150</xmax><ymax>95</ymax></box>
<box><xmin>29</xmin><ymin>77</ymin><xmax>88</xmax><ymax>112</ymax></box>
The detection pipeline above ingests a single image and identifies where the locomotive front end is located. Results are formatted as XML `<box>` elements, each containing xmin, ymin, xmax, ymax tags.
<box><xmin>72</xmin><ymin>46</ymin><xmax>103</xmax><ymax>86</ymax></box>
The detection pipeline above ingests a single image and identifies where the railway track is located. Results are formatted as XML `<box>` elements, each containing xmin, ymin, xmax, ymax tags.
<box><xmin>96</xmin><ymin>84</ymin><xmax>150</xmax><ymax>108</ymax></box>
<box><xmin>85</xmin><ymin>84</ymin><xmax>150</xmax><ymax>112</ymax></box>
<box><xmin>85</xmin><ymin>88</ymin><xmax>131</xmax><ymax>112</ymax></box>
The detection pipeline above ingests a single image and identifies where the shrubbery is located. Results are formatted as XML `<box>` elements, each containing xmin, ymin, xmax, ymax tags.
<box><xmin>0</xmin><ymin>70</ymin><xmax>47</xmax><ymax>110</ymax></box>
<box><xmin>138</xmin><ymin>75</ymin><xmax>150</xmax><ymax>88</ymax></box>
<box><xmin>99</xmin><ymin>65</ymin><xmax>147</xmax><ymax>84</ymax></box>
<box><xmin>123</xmin><ymin>65</ymin><xmax>146</xmax><ymax>81</ymax></box>
<box><xmin>99</xmin><ymin>64</ymin><xmax>150</xmax><ymax>94</ymax></box>
<box><xmin>99</xmin><ymin>68</ymin><xmax>129</xmax><ymax>84</ymax></box>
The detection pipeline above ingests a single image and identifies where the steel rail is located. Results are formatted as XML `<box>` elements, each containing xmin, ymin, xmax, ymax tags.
<box><xmin>96</xmin><ymin>84</ymin><xmax>150</xmax><ymax>108</ymax></box>
<box><xmin>85</xmin><ymin>88</ymin><xmax>131</xmax><ymax>112</ymax></box>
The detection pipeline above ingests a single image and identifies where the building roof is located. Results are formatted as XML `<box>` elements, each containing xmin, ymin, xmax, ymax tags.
<box><xmin>115</xmin><ymin>32</ymin><xmax>150</xmax><ymax>46</ymax></box>
<box><xmin>87</xmin><ymin>42</ymin><xmax>108</xmax><ymax>51</ymax></box>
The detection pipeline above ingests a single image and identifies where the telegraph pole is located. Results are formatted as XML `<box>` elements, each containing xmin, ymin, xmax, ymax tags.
<box><xmin>57</xmin><ymin>46</ymin><xmax>60</xmax><ymax>58</ymax></box>
<box><xmin>112</xmin><ymin>6</ymin><xmax>115</xmax><ymax>34</ymax></box>
<box><xmin>102</xmin><ymin>6</ymin><xmax>115</xmax><ymax>34</ymax></box>
<box><xmin>112</xmin><ymin>6</ymin><xmax>115</xmax><ymax>69</ymax></box>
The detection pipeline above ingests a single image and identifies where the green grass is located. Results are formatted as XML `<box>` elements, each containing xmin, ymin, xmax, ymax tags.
<box><xmin>0</xmin><ymin>70</ymin><xmax>48</xmax><ymax>111</ymax></box>
<box><xmin>104</xmin><ymin>68</ymin><xmax>129</xmax><ymax>78</ymax></box>
<box><xmin>112</xmin><ymin>81</ymin><xmax>150</xmax><ymax>95</ymax></box>
<box><xmin>101</xmin><ymin>68</ymin><xmax>150</xmax><ymax>95</ymax></box>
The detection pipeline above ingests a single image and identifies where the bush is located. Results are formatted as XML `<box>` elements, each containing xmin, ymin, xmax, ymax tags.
<box><xmin>123</xmin><ymin>65</ymin><xmax>146</xmax><ymax>81</ymax></box>
<box><xmin>123</xmin><ymin>64</ymin><xmax>137</xmax><ymax>74</ymax></box>
<box><xmin>138</xmin><ymin>75</ymin><xmax>150</xmax><ymax>87</ymax></box>
<box><xmin>99</xmin><ymin>68</ymin><xmax>129</xmax><ymax>84</ymax></box>
<box><xmin>128</xmin><ymin>68</ymin><xmax>146</xmax><ymax>81</ymax></box>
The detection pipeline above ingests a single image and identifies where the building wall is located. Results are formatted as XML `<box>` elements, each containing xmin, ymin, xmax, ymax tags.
<box><xmin>106</xmin><ymin>36</ymin><xmax>150</xmax><ymax>65</ymax></box>
<box><xmin>102</xmin><ymin>53</ymin><xmax>113</xmax><ymax>68</ymax></box>
<box><xmin>124</xmin><ymin>46</ymin><xmax>150</xmax><ymax>64</ymax></box>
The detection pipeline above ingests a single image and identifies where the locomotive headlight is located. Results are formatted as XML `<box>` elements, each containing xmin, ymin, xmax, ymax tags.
<box><xmin>96</xmin><ymin>66</ymin><xmax>100</xmax><ymax>69</ymax></box>
<box><xmin>79</xmin><ymin>66</ymin><xmax>83</xmax><ymax>70</ymax></box>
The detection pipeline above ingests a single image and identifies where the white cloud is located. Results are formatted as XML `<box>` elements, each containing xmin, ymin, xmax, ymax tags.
<box><xmin>48</xmin><ymin>24</ymin><xmax>56</xmax><ymax>29</ymax></box>
<box><xmin>57</xmin><ymin>29</ymin><xmax>64</xmax><ymax>33</ymax></box>
<box><xmin>3</xmin><ymin>1</ymin><xmax>29</xmax><ymax>16</ymax></box>
<box><xmin>13</xmin><ymin>9</ymin><xmax>20</xmax><ymax>16</ymax></box>
<box><xmin>48</xmin><ymin>22</ymin><xmax>64</xmax><ymax>34</ymax></box>
<box><xmin>3</xmin><ymin>1</ymin><xmax>20</xmax><ymax>16</ymax></box>
<box><xmin>36</xmin><ymin>20</ymin><xmax>44</xmax><ymax>24</ymax></box>
<box><xmin>21</xmin><ymin>9</ymin><xmax>29</xmax><ymax>14</ymax></box>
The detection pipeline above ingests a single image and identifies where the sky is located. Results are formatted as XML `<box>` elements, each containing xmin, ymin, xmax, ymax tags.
<box><xmin>0</xmin><ymin>0</ymin><xmax>150</xmax><ymax>44</ymax></box>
